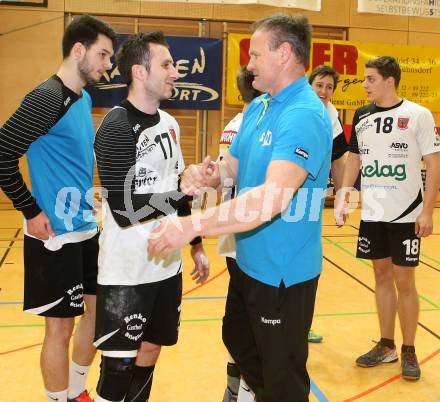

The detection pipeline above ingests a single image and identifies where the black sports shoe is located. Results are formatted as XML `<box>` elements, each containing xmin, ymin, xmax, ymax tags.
<box><xmin>401</xmin><ymin>351</ymin><xmax>421</xmax><ymax>381</ymax></box>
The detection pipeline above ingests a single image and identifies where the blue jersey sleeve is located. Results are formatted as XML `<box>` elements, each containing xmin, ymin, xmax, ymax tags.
<box><xmin>271</xmin><ymin>105</ymin><xmax>332</xmax><ymax>179</ymax></box>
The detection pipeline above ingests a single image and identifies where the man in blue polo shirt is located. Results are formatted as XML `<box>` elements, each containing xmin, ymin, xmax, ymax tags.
<box><xmin>148</xmin><ymin>13</ymin><xmax>332</xmax><ymax>402</ymax></box>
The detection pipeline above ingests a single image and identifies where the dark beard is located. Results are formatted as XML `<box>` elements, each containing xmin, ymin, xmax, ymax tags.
<box><xmin>78</xmin><ymin>59</ymin><xmax>99</xmax><ymax>85</ymax></box>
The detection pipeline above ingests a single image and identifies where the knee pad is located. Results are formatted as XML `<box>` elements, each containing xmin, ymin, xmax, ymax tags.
<box><xmin>227</xmin><ymin>361</ymin><xmax>240</xmax><ymax>378</ymax></box>
<box><xmin>96</xmin><ymin>356</ymin><xmax>136</xmax><ymax>401</ymax></box>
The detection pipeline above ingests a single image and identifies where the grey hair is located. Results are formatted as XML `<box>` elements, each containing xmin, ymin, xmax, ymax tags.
<box><xmin>252</xmin><ymin>13</ymin><xmax>312</xmax><ymax>66</ymax></box>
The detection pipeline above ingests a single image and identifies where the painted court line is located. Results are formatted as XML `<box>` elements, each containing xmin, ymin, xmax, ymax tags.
<box><xmin>0</xmin><ymin>228</ymin><xmax>21</xmax><ymax>268</ymax></box>
<box><xmin>343</xmin><ymin>348</ymin><xmax>440</xmax><ymax>401</ymax></box>
<box><xmin>182</xmin><ymin>267</ymin><xmax>227</xmax><ymax>296</ymax></box>
<box><xmin>421</xmin><ymin>252</ymin><xmax>440</xmax><ymax>266</ymax></box>
<box><xmin>311</xmin><ymin>379</ymin><xmax>329</xmax><ymax>402</ymax></box>
<box><xmin>0</xmin><ymin>342</ymin><xmax>42</xmax><ymax>356</ymax></box>
<box><xmin>323</xmin><ymin>253</ymin><xmax>440</xmax><ymax>340</ymax></box>
<box><xmin>323</xmin><ymin>236</ymin><xmax>440</xmax><ymax>308</ymax></box>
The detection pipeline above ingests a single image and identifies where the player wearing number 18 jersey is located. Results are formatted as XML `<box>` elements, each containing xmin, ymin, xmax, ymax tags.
<box><xmin>349</xmin><ymin>99</ymin><xmax>437</xmax><ymax>224</ymax></box>
<box><xmin>336</xmin><ymin>56</ymin><xmax>440</xmax><ymax>381</ymax></box>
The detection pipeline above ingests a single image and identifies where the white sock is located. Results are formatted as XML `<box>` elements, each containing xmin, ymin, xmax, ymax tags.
<box><xmin>46</xmin><ymin>388</ymin><xmax>68</xmax><ymax>402</ymax></box>
<box><xmin>68</xmin><ymin>361</ymin><xmax>91</xmax><ymax>398</ymax></box>
<box><xmin>95</xmin><ymin>394</ymin><xmax>123</xmax><ymax>402</ymax></box>
<box><xmin>237</xmin><ymin>378</ymin><xmax>256</xmax><ymax>402</ymax></box>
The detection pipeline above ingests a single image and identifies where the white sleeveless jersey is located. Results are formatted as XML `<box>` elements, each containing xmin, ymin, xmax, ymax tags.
<box><xmin>349</xmin><ymin>99</ymin><xmax>440</xmax><ymax>223</ymax></box>
<box><xmin>96</xmin><ymin>106</ymin><xmax>185</xmax><ymax>285</ymax></box>
<box><xmin>327</xmin><ymin>102</ymin><xmax>343</xmax><ymax>140</ymax></box>
<box><xmin>216</xmin><ymin>113</ymin><xmax>243</xmax><ymax>258</ymax></box>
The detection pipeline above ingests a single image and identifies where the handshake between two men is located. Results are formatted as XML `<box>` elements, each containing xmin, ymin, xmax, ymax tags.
<box><xmin>148</xmin><ymin>154</ymin><xmax>235</xmax><ymax>259</ymax></box>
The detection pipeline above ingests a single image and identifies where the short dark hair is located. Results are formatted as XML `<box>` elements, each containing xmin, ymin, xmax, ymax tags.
<box><xmin>62</xmin><ymin>15</ymin><xmax>116</xmax><ymax>59</ymax></box>
<box><xmin>237</xmin><ymin>66</ymin><xmax>261</xmax><ymax>103</ymax></box>
<box><xmin>252</xmin><ymin>13</ymin><xmax>312</xmax><ymax>67</ymax></box>
<box><xmin>365</xmin><ymin>56</ymin><xmax>401</xmax><ymax>88</ymax></box>
<box><xmin>309</xmin><ymin>65</ymin><xmax>340</xmax><ymax>90</ymax></box>
<box><xmin>116</xmin><ymin>31</ymin><xmax>169</xmax><ymax>86</ymax></box>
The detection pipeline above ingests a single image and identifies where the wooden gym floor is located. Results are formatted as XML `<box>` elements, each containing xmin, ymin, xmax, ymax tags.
<box><xmin>1</xmin><ymin>207</ymin><xmax>439</xmax><ymax>402</ymax></box>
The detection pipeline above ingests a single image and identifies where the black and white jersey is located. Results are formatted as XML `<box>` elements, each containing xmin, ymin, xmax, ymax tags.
<box><xmin>349</xmin><ymin>99</ymin><xmax>440</xmax><ymax>223</ymax></box>
<box><xmin>94</xmin><ymin>100</ymin><xmax>185</xmax><ymax>285</ymax></box>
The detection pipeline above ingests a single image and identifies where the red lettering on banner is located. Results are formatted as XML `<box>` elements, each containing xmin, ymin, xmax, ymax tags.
<box><xmin>239</xmin><ymin>39</ymin><xmax>250</xmax><ymax>66</ymax></box>
<box><xmin>333</xmin><ymin>44</ymin><xmax>358</xmax><ymax>75</ymax></box>
<box><xmin>311</xmin><ymin>43</ymin><xmax>358</xmax><ymax>75</ymax></box>
<box><xmin>312</xmin><ymin>43</ymin><xmax>331</xmax><ymax>68</ymax></box>
<box><xmin>238</xmin><ymin>37</ymin><xmax>358</xmax><ymax>75</ymax></box>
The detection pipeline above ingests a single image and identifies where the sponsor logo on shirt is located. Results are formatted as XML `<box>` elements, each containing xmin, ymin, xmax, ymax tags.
<box><xmin>356</xmin><ymin>119</ymin><xmax>373</xmax><ymax>136</ymax></box>
<box><xmin>135</xmin><ymin>169</ymin><xmax>159</xmax><ymax>188</ymax></box>
<box><xmin>137</xmin><ymin>143</ymin><xmax>156</xmax><ymax>159</ymax></box>
<box><xmin>220</xmin><ymin>130</ymin><xmax>238</xmax><ymax>146</ymax></box>
<box><xmin>397</xmin><ymin>117</ymin><xmax>409</xmax><ymax>130</ymax></box>
<box><xmin>358</xmin><ymin>140</ymin><xmax>369</xmax><ymax>155</ymax></box>
<box><xmin>294</xmin><ymin>147</ymin><xmax>309</xmax><ymax>160</ymax></box>
<box><xmin>133</xmin><ymin>123</ymin><xmax>141</xmax><ymax>133</ymax></box>
<box><xmin>387</xmin><ymin>153</ymin><xmax>408</xmax><ymax>159</ymax></box>
<box><xmin>259</xmin><ymin>130</ymin><xmax>272</xmax><ymax>146</ymax></box>
<box><xmin>388</xmin><ymin>142</ymin><xmax>409</xmax><ymax>159</ymax></box>
<box><xmin>361</xmin><ymin>160</ymin><xmax>406</xmax><ymax>181</ymax></box>
<box><xmin>359</xmin><ymin>112</ymin><xmax>371</xmax><ymax>120</ymax></box>
<box><xmin>64</xmin><ymin>96</ymin><xmax>71</xmax><ymax>107</ymax></box>
<box><xmin>261</xmin><ymin>316</ymin><xmax>281</xmax><ymax>326</ymax></box>
<box><xmin>390</xmin><ymin>142</ymin><xmax>408</xmax><ymax>151</ymax></box>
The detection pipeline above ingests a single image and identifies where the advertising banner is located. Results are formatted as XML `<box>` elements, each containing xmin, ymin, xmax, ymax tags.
<box><xmin>227</xmin><ymin>33</ymin><xmax>440</xmax><ymax>112</ymax></box>
<box><xmin>358</xmin><ymin>0</ymin><xmax>440</xmax><ymax>18</ymax></box>
<box><xmin>87</xmin><ymin>35</ymin><xmax>223</xmax><ymax>110</ymax></box>
<box><xmin>140</xmin><ymin>0</ymin><xmax>320</xmax><ymax>10</ymax></box>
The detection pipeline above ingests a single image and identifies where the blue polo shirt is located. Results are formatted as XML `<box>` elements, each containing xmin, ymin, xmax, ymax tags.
<box><xmin>229</xmin><ymin>75</ymin><xmax>332</xmax><ymax>287</ymax></box>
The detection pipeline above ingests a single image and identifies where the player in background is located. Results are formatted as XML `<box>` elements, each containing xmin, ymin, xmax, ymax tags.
<box><xmin>335</xmin><ymin>56</ymin><xmax>440</xmax><ymax>381</ymax></box>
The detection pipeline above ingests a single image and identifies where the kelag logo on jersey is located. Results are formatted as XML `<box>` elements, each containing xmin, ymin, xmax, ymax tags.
<box><xmin>361</xmin><ymin>160</ymin><xmax>406</xmax><ymax>181</ymax></box>
<box><xmin>86</xmin><ymin>35</ymin><xmax>222</xmax><ymax>110</ymax></box>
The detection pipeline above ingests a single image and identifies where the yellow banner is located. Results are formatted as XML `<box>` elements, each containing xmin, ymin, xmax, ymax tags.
<box><xmin>226</xmin><ymin>34</ymin><xmax>440</xmax><ymax>111</ymax></box>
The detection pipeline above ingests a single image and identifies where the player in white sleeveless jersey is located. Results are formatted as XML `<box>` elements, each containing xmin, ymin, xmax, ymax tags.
<box><xmin>308</xmin><ymin>65</ymin><xmax>348</xmax><ymax>344</ymax></box>
<box><xmin>335</xmin><ymin>56</ymin><xmax>440</xmax><ymax>381</ymax></box>
<box><xmin>93</xmin><ymin>32</ymin><xmax>209</xmax><ymax>402</ymax></box>
<box><xmin>309</xmin><ymin>65</ymin><xmax>347</xmax><ymax>193</ymax></box>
